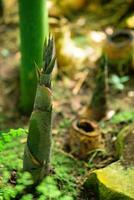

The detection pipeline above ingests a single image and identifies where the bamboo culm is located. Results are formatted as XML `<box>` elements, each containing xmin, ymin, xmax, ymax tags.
<box><xmin>18</xmin><ymin>0</ymin><xmax>48</xmax><ymax>114</ymax></box>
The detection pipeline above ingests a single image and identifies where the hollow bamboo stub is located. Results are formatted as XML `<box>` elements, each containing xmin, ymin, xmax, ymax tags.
<box><xmin>69</xmin><ymin>119</ymin><xmax>104</xmax><ymax>159</ymax></box>
<box><xmin>103</xmin><ymin>30</ymin><xmax>133</xmax><ymax>74</ymax></box>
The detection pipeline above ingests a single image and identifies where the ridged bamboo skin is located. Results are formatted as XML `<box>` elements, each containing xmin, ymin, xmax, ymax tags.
<box><xmin>23</xmin><ymin>38</ymin><xmax>55</xmax><ymax>184</ymax></box>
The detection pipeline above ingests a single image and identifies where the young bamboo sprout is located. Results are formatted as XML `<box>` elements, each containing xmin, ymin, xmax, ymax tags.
<box><xmin>90</xmin><ymin>57</ymin><xmax>107</xmax><ymax>120</ymax></box>
<box><xmin>23</xmin><ymin>37</ymin><xmax>55</xmax><ymax>184</ymax></box>
<box><xmin>82</xmin><ymin>56</ymin><xmax>108</xmax><ymax>121</ymax></box>
<box><xmin>89</xmin><ymin>56</ymin><xmax>107</xmax><ymax>120</ymax></box>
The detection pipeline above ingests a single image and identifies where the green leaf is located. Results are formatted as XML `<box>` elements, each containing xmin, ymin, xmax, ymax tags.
<box><xmin>110</xmin><ymin>110</ymin><xmax>134</xmax><ymax>124</ymax></box>
<box><xmin>20</xmin><ymin>194</ymin><xmax>33</xmax><ymax>200</ymax></box>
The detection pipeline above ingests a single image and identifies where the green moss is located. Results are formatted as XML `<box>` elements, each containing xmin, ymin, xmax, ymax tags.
<box><xmin>85</xmin><ymin>162</ymin><xmax>134</xmax><ymax>200</ymax></box>
<box><xmin>116</xmin><ymin>123</ymin><xmax>134</xmax><ymax>158</ymax></box>
<box><xmin>99</xmin><ymin>182</ymin><xmax>133</xmax><ymax>200</ymax></box>
<box><xmin>0</xmin><ymin>129</ymin><xmax>86</xmax><ymax>199</ymax></box>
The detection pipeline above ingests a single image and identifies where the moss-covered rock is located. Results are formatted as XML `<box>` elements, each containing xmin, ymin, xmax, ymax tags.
<box><xmin>84</xmin><ymin>161</ymin><xmax>134</xmax><ymax>200</ymax></box>
<box><xmin>116</xmin><ymin>123</ymin><xmax>134</xmax><ymax>166</ymax></box>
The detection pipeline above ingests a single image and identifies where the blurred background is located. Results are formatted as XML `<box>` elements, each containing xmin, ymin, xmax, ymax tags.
<box><xmin>0</xmin><ymin>0</ymin><xmax>134</xmax><ymax>130</ymax></box>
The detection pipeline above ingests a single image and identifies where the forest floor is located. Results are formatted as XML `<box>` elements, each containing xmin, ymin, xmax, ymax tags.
<box><xmin>0</xmin><ymin>0</ymin><xmax>134</xmax><ymax>199</ymax></box>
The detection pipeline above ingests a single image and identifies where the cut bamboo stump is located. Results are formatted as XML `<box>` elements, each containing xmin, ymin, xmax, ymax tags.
<box><xmin>103</xmin><ymin>30</ymin><xmax>133</xmax><ymax>75</ymax></box>
<box><xmin>69</xmin><ymin>119</ymin><xmax>104</xmax><ymax>159</ymax></box>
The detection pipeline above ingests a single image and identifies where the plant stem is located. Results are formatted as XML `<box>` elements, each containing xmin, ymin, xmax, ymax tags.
<box><xmin>23</xmin><ymin>37</ymin><xmax>55</xmax><ymax>184</ymax></box>
<box><xmin>89</xmin><ymin>56</ymin><xmax>107</xmax><ymax>120</ymax></box>
<box><xmin>18</xmin><ymin>0</ymin><xmax>48</xmax><ymax>114</ymax></box>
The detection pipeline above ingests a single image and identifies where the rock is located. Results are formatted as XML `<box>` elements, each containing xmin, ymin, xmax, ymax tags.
<box><xmin>84</xmin><ymin>161</ymin><xmax>134</xmax><ymax>200</ymax></box>
<box><xmin>116</xmin><ymin>123</ymin><xmax>134</xmax><ymax>166</ymax></box>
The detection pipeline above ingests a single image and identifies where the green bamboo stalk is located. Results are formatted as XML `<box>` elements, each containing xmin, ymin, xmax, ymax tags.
<box><xmin>18</xmin><ymin>0</ymin><xmax>48</xmax><ymax>114</ymax></box>
<box><xmin>23</xmin><ymin>37</ymin><xmax>55</xmax><ymax>184</ymax></box>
